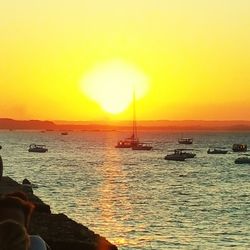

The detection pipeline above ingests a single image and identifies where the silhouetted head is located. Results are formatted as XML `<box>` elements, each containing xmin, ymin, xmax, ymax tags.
<box><xmin>0</xmin><ymin>219</ymin><xmax>30</xmax><ymax>250</ymax></box>
<box><xmin>0</xmin><ymin>192</ymin><xmax>34</xmax><ymax>228</ymax></box>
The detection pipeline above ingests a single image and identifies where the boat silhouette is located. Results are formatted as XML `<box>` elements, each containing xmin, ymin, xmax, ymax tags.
<box><xmin>115</xmin><ymin>89</ymin><xmax>152</xmax><ymax>150</ymax></box>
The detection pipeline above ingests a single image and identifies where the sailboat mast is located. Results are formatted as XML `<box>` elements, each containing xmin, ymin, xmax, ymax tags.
<box><xmin>132</xmin><ymin>88</ymin><xmax>138</xmax><ymax>141</ymax></box>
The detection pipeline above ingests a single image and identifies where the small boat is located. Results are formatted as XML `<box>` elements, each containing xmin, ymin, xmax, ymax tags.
<box><xmin>132</xmin><ymin>142</ymin><xmax>153</xmax><ymax>151</ymax></box>
<box><xmin>235</xmin><ymin>157</ymin><xmax>250</xmax><ymax>164</ymax></box>
<box><xmin>164</xmin><ymin>149</ymin><xmax>195</xmax><ymax>161</ymax></box>
<box><xmin>207</xmin><ymin>147</ymin><xmax>228</xmax><ymax>154</ymax></box>
<box><xmin>28</xmin><ymin>144</ymin><xmax>48</xmax><ymax>153</ymax></box>
<box><xmin>174</xmin><ymin>149</ymin><xmax>196</xmax><ymax>158</ymax></box>
<box><xmin>179</xmin><ymin>149</ymin><xmax>196</xmax><ymax>158</ymax></box>
<box><xmin>232</xmin><ymin>144</ymin><xmax>247</xmax><ymax>152</ymax></box>
<box><xmin>164</xmin><ymin>153</ymin><xmax>186</xmax><ymax>161</ymax></box>
<box><xmin>61</xmin><ymin>132</ymin><xmax>68</xmax><ymax>135</ymax></box>
<box><xmin>178</xmin><ymin>138</ymin><xmax>193</xmax><ymax>144</ymax></box>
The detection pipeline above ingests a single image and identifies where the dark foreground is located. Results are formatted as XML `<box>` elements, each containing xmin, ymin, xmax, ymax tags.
<box><xmin>0</xmin><ymin>176</ymin><xmax>118</xmax><ymax>250</ymax></box>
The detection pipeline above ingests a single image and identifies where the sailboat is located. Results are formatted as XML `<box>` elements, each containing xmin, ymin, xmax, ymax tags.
<box><xmin>115</xmin><ymin>90</ymin><xmax>152</xmax><ymax>150</ymax></box>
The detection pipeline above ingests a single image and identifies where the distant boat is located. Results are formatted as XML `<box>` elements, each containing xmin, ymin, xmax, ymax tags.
<box><xmin>235</xmin><ymin>157</ymin><xmax>250</xmax><ymax>164</ymax></box>
<box><xmin>174</xmin><ymin>149</ymin><xmax>196</xmax><ymax>158</ymax></box>
<box><xmin>28</xmin><ymin>144</ymin><xmax>48</xmax><ymax>153</ymax></box>
<box><xmin>115</xmin><ymin>89</ymin><xmax>152</xmax><ymax>150</ymax></box>
<box><xmin>164</xmin><ymin>153</ymin><xmax>186</xmax><ymax>161</ymax></box>
<box><xmin>232</xmin><ymin>144</ymin><xmax>247</xmax><ymax>152</ymax></box>
<box><xmin>132</xmin><ymin>142</ymin><xmax>153</xmax><ymax>151</ymax></box>
<box><xmin>61</xmin><ymin>132</ymin><xmax>68</xmax><ymax>135</ymax></box>
<box><xmin>164</xmin><ymin>149</ymin><xmax>196</xmax><ymax>161</ymax></box>
<box><xmin>180</xmin><ymin>149</ymin><xmax>196</xmax><ymax>158</ymax></box>
<box><xmin>178</xmin><ymin>138</ymin><xmax>193</xmax><ymax>144</ymax></box>
<box><xmin>207</xmin><ymin>147</ymin><xmax>228</xmax><ymax>154</ymax></box>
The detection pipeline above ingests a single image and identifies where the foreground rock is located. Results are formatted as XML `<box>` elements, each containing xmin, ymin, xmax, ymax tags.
<box><xmin>0</xmin><ymin>176</ymin><xmax>118</xmax><ymax>250</ymax></box>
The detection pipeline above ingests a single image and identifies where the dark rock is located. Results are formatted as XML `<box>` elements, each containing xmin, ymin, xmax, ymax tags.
<box><xmin>30</xmin><ymin>213</ymin><xmax>118</xmax><ymax>250</ymax></box>
<box><xmin>0</xmin><ymin>176</ymin><xmax>118</xmax><ymax>250</ymax></box>
<box><xmin>22</xmin><ymin>183</ymin><xmax>34</xmax><ymax>194</ymax></box>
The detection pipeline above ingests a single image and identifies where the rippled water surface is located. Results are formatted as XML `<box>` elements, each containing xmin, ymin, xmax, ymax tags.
<box><xmin>0</xmin><ymin>131</ymin><xmax>249</xmax><ymax>249</ymax></box>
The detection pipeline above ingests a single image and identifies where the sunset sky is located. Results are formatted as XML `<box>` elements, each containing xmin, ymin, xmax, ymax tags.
<box><xmin>0</xmin><ymin>0</ymin><xmax>250</xmax><ymax>121</ymax></box>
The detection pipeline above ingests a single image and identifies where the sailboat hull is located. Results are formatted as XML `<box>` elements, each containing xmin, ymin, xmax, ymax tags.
<box><xmin>115</xmin><ymin>144</ymin><xmax>133</xmax><ymax>148</ymax></box>
<box><xmin>132</xmin><ymin>146</ymin><xmax>152</xmax><ymax>150</ymax></box>
<box><xmin>132</xmin><ymin>143</ymin><xmax>153</xmax><ymax>150</ymax></box>
<box><xmin>115</xmin><ymin>139</ymin><xmax>139</xmax><ymax>148</ymax></box>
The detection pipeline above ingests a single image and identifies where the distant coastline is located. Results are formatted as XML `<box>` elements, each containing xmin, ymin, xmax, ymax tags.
<box><xmin>1</xmin><ymin>118</ymin><xmax>250</xmax><ymax>131</ymax></box>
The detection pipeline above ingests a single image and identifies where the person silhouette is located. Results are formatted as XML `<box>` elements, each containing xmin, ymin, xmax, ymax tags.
<box><xmin>0</xmin><ymin>192</ymin><xmax>49</xmax><ymax>250</ymax></box>
<box><xmin>0</xmin><ymin>219</ymin><xmax>30</xmax><ymax>250</ymax></box>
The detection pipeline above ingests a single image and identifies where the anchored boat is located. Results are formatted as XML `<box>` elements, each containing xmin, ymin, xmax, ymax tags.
<box><xmin>207</xmin><ymin>147</ymin><xmax>228</xmax><ymax>154</ymax></box>
<box><xmin>232</xmin><ymin>144</ymin><xmax>247</xmax><ymax>152</ymax></box>
<box><xmin>28</xmin><ymin>144</ymin><xmax>48</xmax><ymax>153</ymax></box>
<box><xmin>164</xmin><ymin>149</ymin><xmax>196</xmax><ymax>161</ymax></box>
<box><xmin>132</xmin><ymin>142</ymin><xmax>153</xmax><ymax>151</ymax></box>
<box><xmin>178</xmin><ymin>138</ymin><xmax>193</xmax><ymax>144</ymax></box>
<box><xmin>235</xmin><ymin>157</ymin><xmax>250</xmax><ymax>164</ymax></box>
<box><xmin>115</xmin><ymin>89</ymin><xmax>152</xmax><ymax>150</ymax></box>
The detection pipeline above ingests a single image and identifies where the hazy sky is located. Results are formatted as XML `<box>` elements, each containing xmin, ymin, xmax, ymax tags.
<box><xmin>0</xmin><ymin>0</ymin><xmax>250</xmax><ymax>120</ymax></box>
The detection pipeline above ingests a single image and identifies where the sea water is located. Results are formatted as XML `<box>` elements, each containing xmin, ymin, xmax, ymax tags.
<box><xmin>0</xmin><ymin>130</ymin><xmax>249</xmax><ymax>249</ymax></box>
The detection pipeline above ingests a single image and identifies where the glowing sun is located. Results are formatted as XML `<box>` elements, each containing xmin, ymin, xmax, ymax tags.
<box><xmin>81</xmin><ymin>60</ymin><xmax>149</xmax><ymax>114</ymax></box>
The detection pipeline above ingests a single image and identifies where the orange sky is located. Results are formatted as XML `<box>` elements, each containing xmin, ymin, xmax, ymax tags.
<box><xmin>0</xmin><ymin>0</ymin><xmax>250</xmax><ymax>121</ymax></box>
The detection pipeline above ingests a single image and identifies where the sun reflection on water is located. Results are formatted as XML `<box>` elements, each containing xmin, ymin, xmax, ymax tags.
<box><xmin>96</xmin><ymin>145</ymin><xmax>132</xmax><ymax>247</ymax></box>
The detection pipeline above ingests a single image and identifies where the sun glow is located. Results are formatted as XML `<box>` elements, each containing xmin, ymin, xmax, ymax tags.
<box><xmin>81</xmin><ymin>60</ymin><xmax>149</xmax><ymax>114</ymax></box>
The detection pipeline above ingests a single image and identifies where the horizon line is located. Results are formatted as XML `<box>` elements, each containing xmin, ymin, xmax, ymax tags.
<box><xmin>2</xmin><ymin>117</ymin><xmax>250</xmax><ymax>123</ymax></box>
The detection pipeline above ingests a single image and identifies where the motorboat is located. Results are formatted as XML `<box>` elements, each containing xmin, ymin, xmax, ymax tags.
<box><xmin>164</xmin><ymin>149</ymin><xmax>195</xmax><ymax>161</ymax></box>
<box><xmin>177</xmin><ymin>149</ymin><xmax>196</xmax><ymax>158</ymax></box>
<box><xmin>232</xmin><ymin>144</ymin><xmax>247</xmax><ymax>152</ymax></box>
<box><xmin>28</xmin><ymin>144</ymin><xmax>48</xmax><ymax>153</ymax></box>
<box><xmin>61</xmin><ymin>132</ymin><xmax>68</xmax><ymax>135</ymax></box>
<box><xmin>235</xmin><ymin>157</ymin><xmax>250</xmax><ymax>164</ymax></box>
<box><xmin>164</xmin><ymin>153</ymin><xmax>186</xmax><ymax>161</ymax></box>
<box><xmin>173</xmin><ymin>149</ymin><xmax>196</xmax><ymax>158</ymax></box>
<box><xmin>207</xmin><ymin>147</ymin><xmax>228</xmax><ymax>154</ymax></box>
<box><xmin>178</xmin><ymin>138</ymin><xmax>193</xmax><ymax>144</ymax></box>
<box><xmin>132</xmin><ymin>142</ymin><xmax>153</xmax><ymax>151</ymax></box>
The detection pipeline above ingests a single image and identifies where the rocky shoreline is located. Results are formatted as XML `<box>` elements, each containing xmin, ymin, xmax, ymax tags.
<box><xmin>0</xmin><ymin>176</ymin><xmax>118</xmax><ymax>250</ymax></box>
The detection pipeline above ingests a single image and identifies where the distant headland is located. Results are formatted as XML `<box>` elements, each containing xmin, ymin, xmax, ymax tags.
<box><xmin>1</xmin><ymin>118</ymin><xmax>250</xmax><ymax>131</ymax></box>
